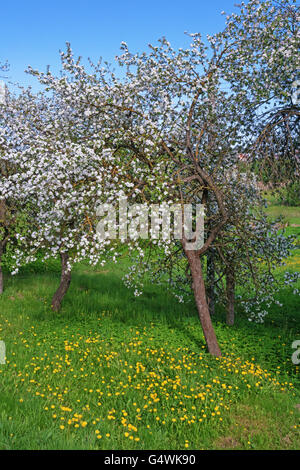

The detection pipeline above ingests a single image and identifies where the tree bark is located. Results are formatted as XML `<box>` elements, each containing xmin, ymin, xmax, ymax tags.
<box><xmin>0</xmin><ymin>248</ymin><xmax>3</xmax><ymax>295</ymax></box>
<box><xmin>51</xmin><ymin>252</ymin><xmax>72</xmax><ymax>312</ymax></box>
<box><xmin>184</xmin><ymin>246</ymin><xmax>221</xmax><ymax>356</ymax></box>
<box><xmin>226</xmin><ymin>267</ymin><xmax>235</xmax><ymax>326</ymax></box>
<box><xmin>0</xmin><ymin>240</ymin><xmax>7</xmax><ymax>295</ymax></box>
<box><xmin>207</xmin><ymin>249</ymin><xmax>215</xmax><ymax>316</ymax></box>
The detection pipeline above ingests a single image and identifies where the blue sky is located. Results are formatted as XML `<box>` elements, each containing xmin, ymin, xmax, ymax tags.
<box><xmin>1</xmin><ymin>0</ymin><xmax>241</xmax><ymax>91</ymax></box>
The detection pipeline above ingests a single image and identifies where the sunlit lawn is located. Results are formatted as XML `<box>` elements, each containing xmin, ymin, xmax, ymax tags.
<box><xmin>0</xmin><ymin>204</ymin><xmax>299</xmax><ymax>450</ymax></box>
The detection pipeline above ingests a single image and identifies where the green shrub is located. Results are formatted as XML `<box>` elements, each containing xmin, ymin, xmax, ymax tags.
<box><xmin>278</xmin><ymin>181</ymin><xmax>300</xmax><ymax>207</ymax></box>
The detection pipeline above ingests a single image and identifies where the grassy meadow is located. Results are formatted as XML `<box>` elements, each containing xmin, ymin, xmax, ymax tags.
<box><xmin>0</xmin><ymin>202</ymin><xmax>299</xmax><ymax>450</ymax></box>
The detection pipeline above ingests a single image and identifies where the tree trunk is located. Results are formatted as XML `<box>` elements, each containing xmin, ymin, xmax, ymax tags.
<box><xmin>51</xmin><ymin>252</ymin><xmax>72</xmax><ymax>312</ymax></box>
<box><xmin>0</xmin><ymin>249</ymin><xmax>3</xmax><ymax>295</ymax></box>
<box><xmin>226</xmin><ymin>267</ymin><xmax>235</xmax><ymax>326</ymax></box>
<box><xmin>184</xmin><ymin>246</ymin><xmax>222</xmax><ymax>357</ymax></box>
<box><xmin>0</xmin><ymin>240</ymin><xmax>6</xmax><ymax>295</ymax></box>
<box><xmin>0</xmin><ymin>239</ymin><xmax>9</xmax><ymax>295</ymax></box>
<box><xmin>207</xmin><ymin>249</ymin><xmax>215</xmax><ymax>316</ymax></box>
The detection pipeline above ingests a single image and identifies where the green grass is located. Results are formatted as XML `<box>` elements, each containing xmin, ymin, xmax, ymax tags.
<box><xmin>0</xmin><ymin>205</ymin><xmax>299</xmax><ymax>450</ymax></box>
<box><xmin>263</xmin><ymin>191</ymin><xmax>300</xmax><ymax>239</ymax></box>
<box><xmin>259</xmin><ymin>191</ymin><xmax>299</xmax><ymax>242</ymax></box>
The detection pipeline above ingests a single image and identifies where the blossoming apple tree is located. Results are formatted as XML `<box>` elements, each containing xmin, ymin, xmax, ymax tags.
<box><xmin>1</xmin><ymin>0</ymin><xmax>298</xmax><ymax>356</ymax></box>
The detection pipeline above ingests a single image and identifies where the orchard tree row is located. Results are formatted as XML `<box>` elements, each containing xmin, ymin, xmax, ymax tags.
<box><xmin>0</xmin><ymin>0</ymin><xmax>299</xmax><ymax>356</ymax></box>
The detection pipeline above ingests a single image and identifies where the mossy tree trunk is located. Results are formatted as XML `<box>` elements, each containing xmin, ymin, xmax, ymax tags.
<box><xmin>226</xmin><ymin>267</ymin><xmax>235</xmax><ymax>326</ymax></box>
<box><xmin>184</xmin><ymin>246</ymin><xmax>222</xmax><ymax>357</ymax></box>
<box><xmin>51</xmin><ymin>252</ymin><xmax>72</xmax><ymax>312</ymax></box>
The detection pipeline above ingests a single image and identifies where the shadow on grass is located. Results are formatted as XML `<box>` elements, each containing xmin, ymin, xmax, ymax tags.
<box><xmin>1</xmin><ymin>258</ymin><xmax>299</xmax><ymax>368</ymax></box>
